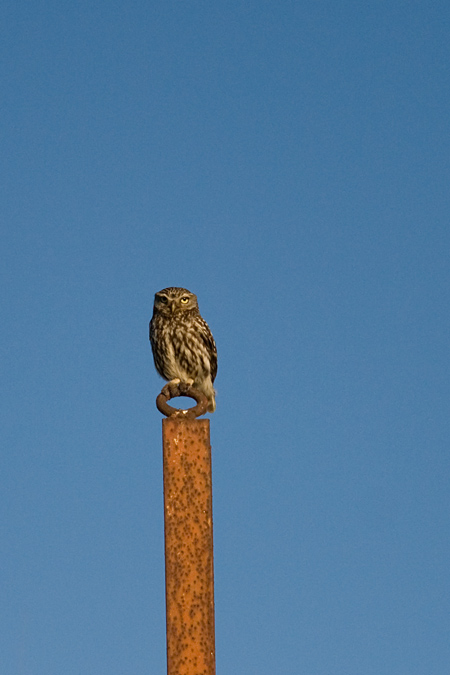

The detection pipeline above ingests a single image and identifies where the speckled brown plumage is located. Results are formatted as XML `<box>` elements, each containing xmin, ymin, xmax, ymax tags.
<box><xmin>149</xmin><ymin>287</ymin><xmax>217</xmax><ymax>412</ymax></box>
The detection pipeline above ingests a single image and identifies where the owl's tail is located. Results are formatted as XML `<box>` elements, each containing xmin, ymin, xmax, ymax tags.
<box><xmin>198</xmin><ymin>378</ymin><xmax>216</xmax><ymax>413</ymax></box>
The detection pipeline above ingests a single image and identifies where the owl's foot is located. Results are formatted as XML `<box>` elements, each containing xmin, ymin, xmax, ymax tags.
<box><xmin>162</xmin><ymin>379</ymin><xmax>180</xmax><ymax>398</ymax></box>
<box><xmin>162</xmin><ymin>378</ymin><xmax>195</xmax><ymax>398</ymax></box>
<box><xmin>177</xmin><ymin>379</ymin><xmax>194</xmax><ymax>396</ymax></box>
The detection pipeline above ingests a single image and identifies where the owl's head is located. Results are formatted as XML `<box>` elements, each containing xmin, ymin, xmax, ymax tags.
<box><xmin>153</xmin><ymin>287</ymin><xmax>199</xmax><ymax>316</ymax></box>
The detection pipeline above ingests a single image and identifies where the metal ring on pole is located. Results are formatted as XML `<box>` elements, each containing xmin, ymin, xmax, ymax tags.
<box><xmin>156</xmin><ymin>381</ymin><xmax>209</xmax><ymax>418</ymax></box>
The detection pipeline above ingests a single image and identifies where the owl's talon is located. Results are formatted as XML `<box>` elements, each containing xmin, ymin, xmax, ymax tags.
<box><xmin>162</xmin><ymin>379</ymin><xmax>181</xmax><ymax>398</ymax></box>
<box><xmin>161</xmin><ymin>379</ymin><xmax>197</xmax><ymax>399</ymax></box>
<box><xmin>178</xmin><ymin>379</ymin><xmax>194</xmax><ymax>395</ymax></box>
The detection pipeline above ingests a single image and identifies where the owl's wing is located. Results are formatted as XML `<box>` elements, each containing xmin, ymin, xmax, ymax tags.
<box><xmin>200</xmin><ymin>327</ymin><xmax>218</xmax><ymax>383</ymax></box>
<box><xmin>209</xmin><ymin>344</ymin><xmax>218</xmax><ymax>383</ymax></box>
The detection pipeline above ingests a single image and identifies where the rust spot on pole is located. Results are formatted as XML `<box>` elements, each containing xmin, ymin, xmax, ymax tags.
<box><xmin>160</xmin><ymin>385</ymin><xmax>216</xmax><ymax>675</ymax></box>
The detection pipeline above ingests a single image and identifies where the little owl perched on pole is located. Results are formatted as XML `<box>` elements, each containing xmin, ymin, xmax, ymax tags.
<box><xmin>149</xmin><ymin>287</ymin><xmax>218</xmax><ymax>412</ymax></box>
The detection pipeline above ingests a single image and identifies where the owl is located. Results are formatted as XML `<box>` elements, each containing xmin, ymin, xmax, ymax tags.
<box><xmin>149</xmin><ymin>287</ymin><xmax>218</xmax><ymax>412</ymax></box>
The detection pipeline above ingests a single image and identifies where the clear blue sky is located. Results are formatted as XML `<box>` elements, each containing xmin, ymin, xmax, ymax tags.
<box><xmin>2</xmin><ymin>1</ymin><xmax>449</xmax><ymax>673</ymax></box>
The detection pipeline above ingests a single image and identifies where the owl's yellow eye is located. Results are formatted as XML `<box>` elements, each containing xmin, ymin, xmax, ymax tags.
<box><xmin>180</xmin><ymin>297</ymin><xmax>190</xmax><ymax>304</ymax></box>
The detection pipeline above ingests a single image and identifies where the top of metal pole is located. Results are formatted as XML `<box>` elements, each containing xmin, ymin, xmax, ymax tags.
<box><xmin>156</xmin><ymin>381</ymin><xmax>209</xmax><ymax>419</ymax></box>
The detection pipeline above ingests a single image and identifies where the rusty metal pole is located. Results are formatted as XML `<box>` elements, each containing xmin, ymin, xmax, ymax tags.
<box><xmin>156</xmin><ymin>383</ymin><xmax>216</xmax><ymax>675</ymax></box>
